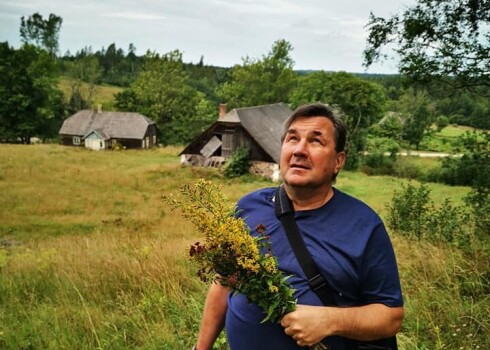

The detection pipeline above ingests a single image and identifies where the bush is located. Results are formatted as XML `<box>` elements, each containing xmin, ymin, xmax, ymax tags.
<box><xmin>361</xmin><ymin>154</ymin><xmax>423</xmax><ymax>180</ymax></box>
<box><xmin>386</xmin><ymin>182</ymin><xmax>474</xmax><ymax>248</ymax></box>
<box><xmin>223</xmin><ymin>147</ymin><xmax>250</xmax><ymax>178</ymax></box>
<box><xmin>386</xmin><ymin>182</ymin><xmax>432</xmax><ymax>240</ymax></box>
<box><xmin>465</xmin><ymin>187</ymin><xmax>490</xmax><ymax>240</ymax></box>
<box><xmin>425</xmin><ymin>198</ymin><xmax>472</xmax><ymax>247</ymax></box>
<box><xmin>435</xmin><ymin>115</ymin><xmax>449</xmax><ymax>132</ymax></box>
<box><xmin>360</xmin><ymin>153</ymin><xmax>395</xmax><ymax>176</ymax></box>
<box><xmin>429</xmin><ymin>131</ymin><xmax>489</xmax><ymax>187</ymax></box>
<box><xmin>392</xmin><ymin>160</ymin><xmax>422</xmax><ymax>179</ymax></box>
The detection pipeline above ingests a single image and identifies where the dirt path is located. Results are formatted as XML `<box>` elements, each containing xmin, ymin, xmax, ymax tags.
<box><xmin>396</xmin><ymin>151</ymin><xmax>462</xmax><ymax>158</ymax></box>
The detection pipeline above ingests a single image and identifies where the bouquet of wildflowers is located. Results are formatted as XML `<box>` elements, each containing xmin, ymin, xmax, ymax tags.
<box><xmin>164</xmin><ymin>179</ymin><xmax>296</xmax><ymax>323</ymax></box>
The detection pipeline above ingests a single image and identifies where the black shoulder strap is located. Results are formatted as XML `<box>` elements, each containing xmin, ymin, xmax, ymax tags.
<box><xmin>274</xmin><ymin>186</ymin><xmax>337</xmax><ymax>306</ymax></box>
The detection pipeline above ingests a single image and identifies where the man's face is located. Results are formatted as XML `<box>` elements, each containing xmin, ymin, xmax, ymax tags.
<box><xmin>280</xmin><ymin>116</ymin><xmax>345</xmax><ymax>190</ymax></box>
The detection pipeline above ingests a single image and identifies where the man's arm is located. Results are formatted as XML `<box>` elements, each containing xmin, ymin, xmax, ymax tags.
<box><xmin>195</xmin><ymin>282</ymin><xmax>230</xmax><ymax>350</ymax></box>
<box><xmin>281</xmin><ymin>303</ymin><xmax>404</xmax><ymax>347</ymax></box>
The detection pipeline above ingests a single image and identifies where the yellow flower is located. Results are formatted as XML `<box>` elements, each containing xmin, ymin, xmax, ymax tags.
<box><xmin>163</xmin><ymin>179</ymin><xmax>297</xmax><ymax>323</ymax></box>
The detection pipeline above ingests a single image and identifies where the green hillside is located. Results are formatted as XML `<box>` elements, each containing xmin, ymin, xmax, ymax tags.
<box><xmin>58</xmin><ymin>76</ymin><xmax>124</xmax><ymax>111</ymax></box>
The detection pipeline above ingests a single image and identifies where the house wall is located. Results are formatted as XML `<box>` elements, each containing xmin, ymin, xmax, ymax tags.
<box><xmin>108</xmin><ymin>125</ymin><xmax>158</xmax><ymax>149</ymax></box>
<box><xmin>222</xmin><ymin>126</ymin><xmax>242</xmax><ymax>157</ymax></box>
<box><xmin>85</xmin><ymin>138</ymin><xmax>108</xmax><ymax>151</ymax></box>
<box><xmin>60</xmin><ymin>135</ymin><xmax>83</xmax><ymax>147</ymax></box>
<box><xmin>143</xmin><ymin>125</ymin><xmax>158</xmax><ymax>148</ymax></box>
<box><xmin>117</xmin><ymin>139</ymin><xmax>145</xmax><ymax>149</ymax></box>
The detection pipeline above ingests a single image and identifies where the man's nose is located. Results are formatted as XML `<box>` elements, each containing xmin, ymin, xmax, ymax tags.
<box><xmin>292</xmin><ymin>139</ymin><xmax>308</xmax><ymax>157</ymax></box>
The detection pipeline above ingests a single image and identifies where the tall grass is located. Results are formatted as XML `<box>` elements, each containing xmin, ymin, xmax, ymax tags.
<box><xmin>0</xmin><ymin>144</ymin><xmax>487</xmax><ymax>349</ymax></box>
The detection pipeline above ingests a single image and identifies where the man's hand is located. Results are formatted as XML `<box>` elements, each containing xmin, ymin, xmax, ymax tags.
<box><xmin>281</xmin><ymin>305</ymin><xmax>330</xmax><ymax>346</ymax></box>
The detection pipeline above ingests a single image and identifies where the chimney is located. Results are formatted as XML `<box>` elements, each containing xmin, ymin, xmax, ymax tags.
<box><xmin>218</xmin><ymin>103</ymin><xmax>227</xmax><ymax>119</ymax></box>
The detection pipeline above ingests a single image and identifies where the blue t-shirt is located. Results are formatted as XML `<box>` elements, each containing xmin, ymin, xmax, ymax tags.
<box><xmin>225</xmin><ymin>187</ymin><xmax>403</xmax><ymax>350</ymax></box>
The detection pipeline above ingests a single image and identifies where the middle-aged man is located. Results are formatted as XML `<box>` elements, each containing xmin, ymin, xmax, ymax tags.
<box><xmin>192</xmin><ymin>103</ymin><xmax>404</xmax><ymax>349</ymax></box>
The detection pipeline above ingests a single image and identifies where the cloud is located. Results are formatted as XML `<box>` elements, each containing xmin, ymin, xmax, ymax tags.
<box><xmin>100</xmin><ymin>12</ymin><xmax>166</xmax><ymax>21</ymax></box>
<box><xmin>0</xmin><ymin>0</ymin><xmax>416</xmax><ymax>73</ymax></box>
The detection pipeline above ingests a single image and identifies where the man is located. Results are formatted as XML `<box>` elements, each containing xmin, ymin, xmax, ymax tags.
<box><xmin>193</xmin><ymin>103</ymin><xmax>404</xmax><ymax>349</ymax></box>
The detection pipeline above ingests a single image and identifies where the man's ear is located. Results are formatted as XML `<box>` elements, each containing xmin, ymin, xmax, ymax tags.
<box><xmin>335</xmin><ymin>151</ymin><xmax>346</xmax><ymax>172</ymax></box>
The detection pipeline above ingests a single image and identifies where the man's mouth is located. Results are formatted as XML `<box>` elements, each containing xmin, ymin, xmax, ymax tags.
<box><xmin>290</xmin><ymin>163</ymin><xmax>310</xmax><ymax>170</ymax></box>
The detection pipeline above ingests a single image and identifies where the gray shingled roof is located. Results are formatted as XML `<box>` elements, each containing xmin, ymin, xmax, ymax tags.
<box><xmin>229</xmin><ymin>103</ymin><xmax>292</xmax><ymax>163</ymax></box>
<box><xmin>59</xmin><ymin>110</ymin><xmax>155</xmax><ymax>140</ymax></box>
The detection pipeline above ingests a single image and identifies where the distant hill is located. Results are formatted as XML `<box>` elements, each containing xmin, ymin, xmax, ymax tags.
<box><xmin>58</xmin><ymin>76</ymin><xmax>124</xmax><ymax>110</ymax></box>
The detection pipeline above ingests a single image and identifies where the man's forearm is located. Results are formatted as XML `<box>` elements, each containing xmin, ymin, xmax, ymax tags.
<box><xmin>281</xmin><ymin>303</ymin><xmax>404</xmax><ymax>345</ymax></box>
<box><xmin>195</xmin><ymin>282</ymin><xmax>230</xmax><ymax>350</ymax></box>
<box><xmin>328</xmin><ymin>303</ymin><xmax>404</xmax><ymax>340</ymax></box>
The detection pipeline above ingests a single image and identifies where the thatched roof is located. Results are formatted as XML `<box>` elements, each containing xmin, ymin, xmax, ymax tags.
<box><xmin>59</xmin><ymin>110</ymin><xmax>155</xmax><ymax>140</ymax></box>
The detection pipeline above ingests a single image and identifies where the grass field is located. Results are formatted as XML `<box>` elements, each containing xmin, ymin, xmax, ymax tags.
<box><xmin>58</xmin><ymin>77</ymin><xmax>124</xmax><ymax>111</ymax></box>
<box><xmin>420</xmin><ymin>124</ymin><xmax>482</xmax><ymax>153</ymax></box>
<box><xmin>0</xmin><ymin>144</ymin><xmax>488</xmax><ymax>349</ymax></box>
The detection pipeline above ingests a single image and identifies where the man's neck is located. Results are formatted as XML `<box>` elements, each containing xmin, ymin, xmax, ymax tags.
<box><xmin>284</xmin><ymin>184</ymin><xmax>334</xmax><ymax>211</ymax></box>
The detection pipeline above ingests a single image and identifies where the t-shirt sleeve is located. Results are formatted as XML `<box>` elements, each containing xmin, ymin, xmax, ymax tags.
<box><xmin>359</xmin><ymin>222</ymin><xmax>404</xmax><ymax>307</ymax></box>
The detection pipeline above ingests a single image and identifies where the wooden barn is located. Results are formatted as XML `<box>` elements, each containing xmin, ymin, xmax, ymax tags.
<box><xmin>180</xmin><ymin>103</ymin><xmax>292</xmax><ymax>179</ymax></box>
<box><xmin>59</xmin><ymin>109</ymin><xmax>157</xmax><ymax>150</ymax></box>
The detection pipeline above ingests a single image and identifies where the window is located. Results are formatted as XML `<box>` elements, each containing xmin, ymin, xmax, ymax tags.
<box><xmin>73</xmin><ymin>136</ymin><xmax>81</xmax><ymax>145</ymax></box>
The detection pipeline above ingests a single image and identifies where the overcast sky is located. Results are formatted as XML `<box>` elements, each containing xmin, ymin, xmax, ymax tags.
<box><xmin>0</xmin><ymin>0</ymin><xmax>416</xmax><ymax>74</ymax></box>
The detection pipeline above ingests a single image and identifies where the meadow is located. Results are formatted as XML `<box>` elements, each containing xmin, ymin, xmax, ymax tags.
<box><xmin>58</xmin><ymin>77</ymin><xmax>123</xmax><ymax>111</ymax></box>
<box><xmin>0</xmin><ymin>144</ymin><xmax>488</xmax><ymax>349</ymax></box>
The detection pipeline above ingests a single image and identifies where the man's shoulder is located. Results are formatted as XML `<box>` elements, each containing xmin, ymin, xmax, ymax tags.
<box><xmin>238</xmin><ymin>186</ymin><xmax>276</xmax><ymax>206</ymax></box>
<box><xmin>333</xmin><ymin>188</ymin><xmax>379</xmax><ymax>217</ymax></box>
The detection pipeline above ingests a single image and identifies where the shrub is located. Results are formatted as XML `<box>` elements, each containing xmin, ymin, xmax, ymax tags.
<box><xmin>465</xmin><ymin>187</ymin><xmax>490</xmax><ymax>240</ymax></box>
<box><xmin>431</xmin><ymin>131</ymin><xmax>489</xmax><ymax>188</ymax></box>
<box><xmin>360</xmin><ymin>152</ymin><xmax>395</xmax><ymax>176</ymax></box>
<box><xmin>392</xmin><ymin>161</ymin><xmax>422</xmax><ymax>180</ymax></box>
<box><xmin>223</xmin><ymin>147</ymin><xmax>250</xmax><ymax>178</ymax></box>
<box><xmin>386</xmin><ymin>182</ymin><xmax>432</xmax><ymax>239</ymax></box>
<box><xmin>435</xmin><ymin>115</ymin><xmax>449</xmax><ymax>132</ymax></box>
<box><xmin>386</xmin><ymin>182</ymin><xmax>475</xmax><ymax>248</ymax></box>
<box><xmin>425</xmin><ymin>198</ymin><xmax>472</xmax><ymax>247</ymax></box>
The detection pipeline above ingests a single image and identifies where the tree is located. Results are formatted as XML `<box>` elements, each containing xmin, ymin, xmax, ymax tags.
<box><xmin>397</xmin><ymin>89</ymin><xmax>434</xmax><ymax>149</ymax></box>
<box><xmin>127</xmin><ymin>43</ymin><xmax>137</xmax><ymax>74</ymax></box>
<box><xmin>364</xmin><ymin>0</ymin><xmax>490</xmax><ymax>92</ymax></box>
<box><xmin>20</xmin><ymin>13</ymin><xmax>63</xmax><ymax>57</ymax></box>
<box><xmin>115</xmin><ymin>50</ymin><xmax>214</xmax><ymax>145</ymax></box>
<box><xmin>435</xmin><ymin>115</ymin><xmax>449</xmax><ymax>132</ymax></box>
<box><xmin>65</xmin><ymin>48</ymin><xmax>103</xmax><ymax>113</ymax></box>
<box><xmin>290</xmin><ymin>71</ymin><xmax>388</xmax><ymax>169</ymax></box>
<box><xmin>0</xmin><ymin>42</ymin><xmax>64</xmax><ymax>143</ymax></box>
<box><xmin>218</xmin><ymin>39</ymin><xmax>297</xmax><ymax>107</ymax></box>
<box><xmin>435</xmin><ymin>131</ymin><xmax>490</xmax><ymax>236</ymax></box>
